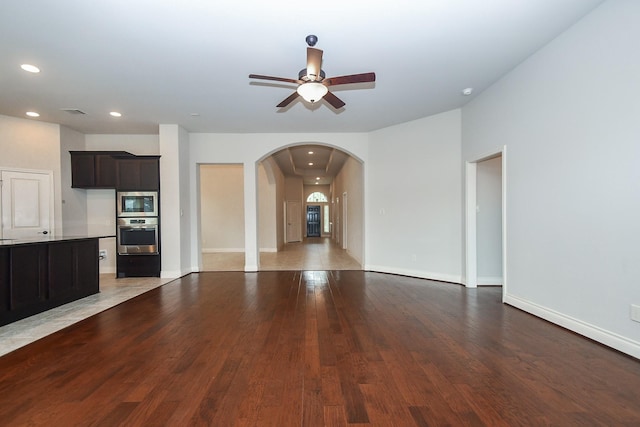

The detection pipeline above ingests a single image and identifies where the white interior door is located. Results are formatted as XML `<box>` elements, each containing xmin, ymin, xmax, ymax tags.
<box><xmin>285</xmin><ymin>201</ymin><xmax>301</xmax><ymax>243</ymax></box>
<box><xmin>1</xmin><ymin>170</ymin><xmax>52</xmax><ymax>239</ymax></box>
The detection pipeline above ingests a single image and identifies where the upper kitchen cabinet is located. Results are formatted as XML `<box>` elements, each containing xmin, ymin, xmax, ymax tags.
<box><xmin>116</xmin><ymin>156</ymin><xmax>160</xmax><ymax>191</ymax></box>
<box><xmin>70</xmin><ymin>151</ymin><xmax>132</xmax><ymax>188</ymax></box>
<box><xmin>70</xmin><ymin>151</ymin><xmax>160</xmax><ymax>190</ymax></box>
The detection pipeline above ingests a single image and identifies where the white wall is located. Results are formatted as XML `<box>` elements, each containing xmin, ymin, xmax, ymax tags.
<box><xmin>59</xmin><ymin>126</ymin><xmax>87</xmax><ymax>235</ymax></box>
<box><xmin>476</xmin><ymin>156</ymin><xmax>502</xmax><ymax>284</ymax></box>
<box><xmin>0</xmin><ymin>115</ymin><xmax>64</xmax><ymax>236</ymax></box>
<box><xmin>333</xmin><ymin>158</ymin><xmax>364</xmax><ymax>264</ymax></box>
<box><xmin>159</xmin><ymin>125</ymin><xmax>190</xmax><ymax>278</ymax></box>
<box><xmin>200</xmin><ymin>164</ymin><xmax>245</xmax><ymax>251</ymax></box>
<box><xmin>257</xmin><ymin>162</ymin><xmax>277</xmax><ymax>251</ymax></box>
<box><xmin>366</xmin><ymin>109</ymin><xmax>463</xmax><ymax>283</ymax></box>
<box><xmin>260</xmin><ymin>157</ymin><xmax>285</xmax><ymax>251</ymax></box>
<box><xmin>85</xmin><ymin>134</ymin><xmax>159</xmax><ymax>154</ymax></box>
<box><xmin>86</xmin><ymin>190</ymin><xmax>116</xmax><ymax>274</ymax></box>
<box><xmin>462</xmin><ymin>0</ymin><xmax>640</xmax><ymax>357</ymax></box>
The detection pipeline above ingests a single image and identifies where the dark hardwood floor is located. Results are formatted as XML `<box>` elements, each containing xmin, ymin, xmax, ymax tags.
<box><xmin>1</xmin><ymin>271</ymin><xmax>640</xmax><ymax>426</ymax></box>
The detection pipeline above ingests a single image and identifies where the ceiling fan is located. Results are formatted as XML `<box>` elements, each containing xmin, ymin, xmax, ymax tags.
<box><xmin>249</xmin><ymin>35</ymin><xmax>376</xmax><ymax>109</ymax></box>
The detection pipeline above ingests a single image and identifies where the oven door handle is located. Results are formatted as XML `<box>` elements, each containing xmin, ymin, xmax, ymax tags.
<box><xmin>120</xmin><ymin>227</ymin><xmax>156</xmax><ymax>231</ymax></box>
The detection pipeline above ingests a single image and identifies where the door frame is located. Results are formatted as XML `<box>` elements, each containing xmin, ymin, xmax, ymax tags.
<box><xmin>0</xmin><ymin>167</ymin><xmax>55</xmax><ymax>239</ymax></box>
<box><xmin>464</xmin><ymin>146</ymin><xmax>507</xmax><ymax>301</ymax></box>
<box><xmin>342</xmin><ymin>192</ymin><xmax>348</xmax><ymax>250</ymax></box>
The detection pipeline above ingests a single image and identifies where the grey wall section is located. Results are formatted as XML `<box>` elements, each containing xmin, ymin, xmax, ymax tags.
<box><xmin>59</xmin><ymin>126</ymin><xmax>87</xmax><ymax>235</ymax></box>
<box><xmin>366</xmin><ymin>109</ymin><xmax>463</xmax><ymax>283</ymax></box>
<box><xmin>462</xmin><ymin>0</ymin><xmax>640</xmax><ymax>356</ymax></box>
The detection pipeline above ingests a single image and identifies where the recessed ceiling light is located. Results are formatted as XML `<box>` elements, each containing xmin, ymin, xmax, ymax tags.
<box><xmin>462</xmin><ymin>88</ymin><xmax>473</xmax><ymax>96</ymax></box>
<box><xmin>308</xmin><ymin>151</ymin><xmax>314</xmax><ymax>154</ymax></box>
<box><xmin>308</xmin><ymin>162</ymin><xmax>314</xmax><ymax>166</ymax></box>
<box><xmin>21</xmin><ymin>64</ymin><xmax>40</xmax><ymax>73</ymax></box>
<box><xmin>110</xmin><ymin>111</ymin><xmax>122</xmax><ymax>117</ymax></box>
<box><xmin>316</xmin><ymin>177</ymin><xmax>320</xmax><ymax>180</ymax></box>
<box><xmin>315</xmin><ymin>182</ymin><xmax>319</xmax><ymax>185</ymax></box>
<box><xmin>26</xmin><ymin>111</ymin><xmax>40</xmax><ymax>117</ymax></box>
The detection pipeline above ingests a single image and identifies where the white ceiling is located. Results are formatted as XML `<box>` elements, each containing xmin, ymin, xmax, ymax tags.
<box><xmin>0</xmin><ymin>1</ymin><xmax>603</xmax><ymax>135</ymax></box>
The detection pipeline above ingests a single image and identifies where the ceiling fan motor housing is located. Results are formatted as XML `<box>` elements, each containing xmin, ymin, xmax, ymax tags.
<box><xmin>299</xmin><ymin>68</ymin><xmax>325</xmax><ymax>82</ymax></box>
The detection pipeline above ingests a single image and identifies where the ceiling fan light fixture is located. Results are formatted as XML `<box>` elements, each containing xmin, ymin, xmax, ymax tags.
<box><xmin>297</xmin><ymin>82</ymin><xmax>328</xmax><ymax>104</ymax></box>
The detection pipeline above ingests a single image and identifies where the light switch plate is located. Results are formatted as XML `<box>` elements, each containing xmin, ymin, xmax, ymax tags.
<box><xmin>631</xmin><ymin>304</ymin><xmax>640</xmax><ymax>323</ymax></box>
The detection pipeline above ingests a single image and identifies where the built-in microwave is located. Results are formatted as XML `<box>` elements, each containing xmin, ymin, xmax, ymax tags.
<box><xmin>117</xmin><ymin>191</ymin><xmax>158</xmax><ymax>217</ymax></box>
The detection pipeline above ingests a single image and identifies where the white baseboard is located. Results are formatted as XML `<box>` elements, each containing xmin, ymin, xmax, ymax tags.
<box><xmin>244</xmin><ymin>264</ymin><xmax>258</xmax><ymax>272</ymax></box>
<box><xmin>477</xmin><ymin>276</ymin><xmax>503</xmax><ymax>286</ymax></box>
<box><xmin>160</xmin><ymin>269</ymin><xmax>189</xmax><ymax>279</ymax></box>
<box><xmin>364</xmin><ymin>265</ymin><xmax>462</xmax><ymax>284</ymax></box>
<box><xmin>202</xmin><ymin>248</ymin><xmax>245</xmax><ymax>253</ymax></box>
<box><xmin>202</xmin><ymin>248</ymin><xmax>277</xmax><ymax>253</ymax></box>
<box><xmin>504</xmin><ymin>293</ymin><xmax>640</xmax><ymax>360</ymax></box>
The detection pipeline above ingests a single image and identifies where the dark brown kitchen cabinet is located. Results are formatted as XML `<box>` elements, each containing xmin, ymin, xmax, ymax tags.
<box><xmin>116</xmin><ymin>157</ymin><xmax>160</xmax><ymax>191</ymax></box>
<box><xmin>0</xmin><ymin>248</ymin><xmax>10</xmax><ymax>315</ymax></box>
<box><xmin>70</xmin><ymin>151</ymin><xmax>159</xmax><ymax>190</ymax></box>
<box><xmin>70</xmin><ymin>151</ymin><xmax>134</xmax><ymax>189</ymax></box>
<box><xmin>0</xmin><ymin>238</ymin><xmax>99</xmax><ymax>326</ymax></box>
<box><xmin>70</xmin><ymin>152</ymin><xmax>97</xmax><ymax>188</ymax></box>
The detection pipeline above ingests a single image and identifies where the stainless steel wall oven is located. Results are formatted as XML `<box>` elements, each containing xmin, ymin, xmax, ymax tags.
<box><xmin>117</xmin><ymin>217</ymin><xmax>158</xmax><ymax>255</ymax></box>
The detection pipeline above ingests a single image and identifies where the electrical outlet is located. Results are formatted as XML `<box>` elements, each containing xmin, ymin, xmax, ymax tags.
<box><xmin>99</xmin><ymin>250</ymin><xmax>107</xmax><ymax>260</ymax></box>
<box><xmin>631</xmin><ymin>304</ymin><xmax>640</xmax><ymax>323</ymax></box>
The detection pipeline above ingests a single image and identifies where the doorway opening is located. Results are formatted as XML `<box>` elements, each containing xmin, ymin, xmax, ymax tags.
<box><xmin>199</xmin><ymin>164</ymin><xmax>245</xmax><ymax>271</ymax></box>
<box><xmin>306</xmin><ymin>205</ymin><xmax>321</xmax><ymax>237</ymax></box>
<box><xmin>256</xmin><ymin>142</ymin><xmax>365</xmax><ymax>270</ymax></box>
<box><xmin>465</xmin><ymin>147</ymin><xmax>507</xmax><ymax>300</ymax></box>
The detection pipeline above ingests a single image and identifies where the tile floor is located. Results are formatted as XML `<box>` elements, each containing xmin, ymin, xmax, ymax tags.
<box><xmin>202</xmin><ymin>237</ymin><xmax>361</xmax><ymax>271</ymax></box>
<box><xmin>0</xmin><ymin>275</ymin><xmax>173</xmax><ymax>357</ymax></box>
<box><xmin>0</xmin><ymin>238</ymin><xmax>360</xmax><ymax>357</ymax></box>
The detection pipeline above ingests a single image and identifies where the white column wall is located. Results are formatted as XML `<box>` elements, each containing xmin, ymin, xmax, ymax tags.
<box><xmin>159</xmin><ymin>124</ymin><xmax>191</xmax><ymax>278</ymax></box>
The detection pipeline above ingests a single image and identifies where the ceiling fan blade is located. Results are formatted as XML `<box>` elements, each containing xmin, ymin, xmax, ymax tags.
<box><xmin>323</xmin><ymin>72</ymin><xmax>376</xmax><ymax>86</ymax></box>
<box><xmin>249</xmin><ymin>74</ymin><xmax>301</xmax><ymax>85</ymax></box>
<box><xmin>276</xmin><ymin>91</ymin><xmax>299</xmax><ymax>108</ymax></box>
<box><xmin>324</xmin><ymin>91</ymin><xmax>345</xmax><ymax>109</ymax></box>
<box><xmin>306</xmin><ymin>47</ymin><xmax>323</xmax><ymax>81</ymax></box>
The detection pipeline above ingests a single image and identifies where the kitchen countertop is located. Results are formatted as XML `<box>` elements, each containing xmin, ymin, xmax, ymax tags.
<box><xmin>0</xmin><ymin>234</ymin><xmax>115</xmax><ymax>247</ymax></box>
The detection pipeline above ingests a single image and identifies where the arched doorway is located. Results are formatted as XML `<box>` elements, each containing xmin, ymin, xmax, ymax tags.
<box><xmin>256</xmin><ymin>142</ymin><xmax>364</xmax><ymax>270</ymax></box>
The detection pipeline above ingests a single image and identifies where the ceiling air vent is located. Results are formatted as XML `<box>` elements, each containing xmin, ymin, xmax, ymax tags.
<box><xmin>61</xmin><ymin>108</ymin><xmax>87</xmax><ymax>115</ymax></box>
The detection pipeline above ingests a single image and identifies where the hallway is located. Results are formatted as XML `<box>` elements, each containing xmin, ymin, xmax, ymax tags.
<box><xmin>202</xmin><ymin>237</ymin><xmax>361</xmax><ymax>271</ymax></box>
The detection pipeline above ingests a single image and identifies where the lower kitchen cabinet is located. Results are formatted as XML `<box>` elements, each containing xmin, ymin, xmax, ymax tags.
<box><xmin>117</xmin><ymin>254</ymin><xmax>161</xmax><ymax>278</ymax></box>
<box><xmin>0</xmin><ymin>238</ymin><xmax>100</xmax><ymax>326</ymax></box>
